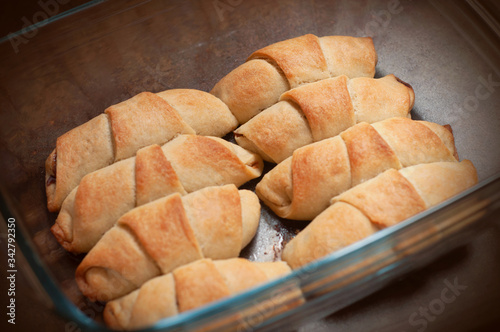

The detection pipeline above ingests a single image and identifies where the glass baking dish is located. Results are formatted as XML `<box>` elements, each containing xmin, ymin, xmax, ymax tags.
<box><xmin>1</xmin><ymin>0</ymin><xmax>499</xmax><ymax>331</ymax></box>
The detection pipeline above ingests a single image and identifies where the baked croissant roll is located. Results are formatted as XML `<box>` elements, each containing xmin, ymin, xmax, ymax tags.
<box><xmin>256</xmin><ymin>118</ymin><xmax>458</xmax><ymax>220</ymax></box>
<box><xmin>211</xmin><ymin>34</ymin><xmax>377</xmax><ymax>124</ymax></box>
<box><xmin>45</xmin><ymin>89</ymin><xmax>238</xmax><ymax>212</ymax></box>
<box><xmin>52</xmin><ymin>136</ymin><xmax>263</xmax><ymax>254</ymax></box>
<box><xmin>76</xmin><ymin>185</ymin><xmax>261</xmax><ymax>302</ymax></box>
<box><xmin>103</xmin><ymin>258</ymin><xmax>295</xmax><ymax>330</ymax></box>
<box><xmin>282</xmin><ymin>160</ymin><xmax>478</xmax><ymax>269</ymax></box>
<box><xmin>235</xmin><ymin>74</ymin><xmax>414</xmax><ymax>163</ymax></box>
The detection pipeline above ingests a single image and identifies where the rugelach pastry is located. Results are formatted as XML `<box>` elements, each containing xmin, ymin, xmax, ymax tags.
<box><xmin>282</xmin><ymin>160</ymin><xmax>478</xmax><ymax>269</ymax></box>
<box><xmin>46</xmin><ymin>89</ymin><xmax>238</xmax><ymax>212</ymax></box>
<box><xmin>103</xmin><ymin>258</ymin><xmax>295</xmax><ymax>330</ymax></box>
<box><xmin>52</xmin><ymin>136</ymin><xmax>263</xmax><ymax>253</ymax></box>
<box><xmin>235</xmin><ymin>74</ymin><xmax>414</xmax><ymax>163</ymax></box>
<box><xmin>76</xmin><ymin>185</ymin><xmax>261</xmax><ymax>302</ymax></box>
<box><xmin>256</xmin><ymin>117</ymin><xmax>459</xmax><ymax>220</ymax></box>
<box><xmin>211</xmin><ymin>34</ymin><xmax>377</xmax><ymax>124</ymax></box>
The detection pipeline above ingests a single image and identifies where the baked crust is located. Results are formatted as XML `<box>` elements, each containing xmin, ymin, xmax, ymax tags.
<box><xmin>349</xmin><ymin>74</ymin><xmax>415</xmax><ymax>123</ymax></box>
<box><xmin>104</xmin><ymin>258</ymin><xmax>294</xmax><ymax>330</ymax></box>
<box><xmin>105</xmin><ymin>92</ymin><xmax>194</xmax><ymax>161</ymax></box>
<box><xmin>46</xmin><ymin>89</ymin><xmax>236</xmax><ymax>212</ymax></box>
<box><xmin>75</xmin><ymin>185</ymin><xmax>261</xmax><ymax>302</ymax></box>
<box><xmin>256</xmin><ymin>118</ymin><xmax>459</xmax><ymax>220</ymax></box>
<box><xmin>400</xmin><ymin>160</ymin><xmax>478</xmax><ymax>208</ymax></box>
<box><xmin>46</xmin><ymin>114</ymin><xmax>114</xmax><ymax>212</ymax></box>
<box><xmin>120</xmin><ymin>193</ymin><xmax>203</xmax><ymax>275</ymax></box>
<box><xmin>160</xmin><ymin>135</ymin><xmax>263</xmax><ymax>193</ymax></box>
<box><xmin>211</xmin><ymin>59</ymin><xmax>289</xmax><ymax>124</ymax></box>
<box><xmin>289</xmin><ymin>136</ymin><xmax>351</xmax><ymax>220</ymax></box>
<box><xmin>334</xmin><ymin>169</ymin><xmax>427</xmax><ymax>228</ymax></box>
<box><xmin>283</xmin><ymin>160</ymin><xmax>478</xmax><ymax>269</ymax></box>
<box><xmin>341</xmin><ymin>122</ymin><xmax>401</xmax><ymax>187</ymax></box>
<box><xmin>282</xmin><ymin>75</ymin><xmax>354</xmax><ymax>142</ymax></box>
<box><xmin>174</xmin><ymin>259</ymin><xmax>231</xmax><ymax>313</ymax></box>
<box><xmin>371</xmin><ymin>117</ymin><xmax>456</xmax><ymax>167</ymax></box>
<box><xmin>235</xmin><ymin>74</ymin><xmax>414</xmax><ymax>163</ymax></box>
<box><xmin>249</xmin><ymin>34</ymin><xmax>329</xmax><ymax>88</ymax></box>
<box><xmin>135</xmin><ymin>144</ymin><xmax>186</xmax><ymax>207</ymax></box>
<box><xmin>319</xmin><ymin>36</ymin><xmax>377</xmax><ymax>78</ymax></box>
<box><xmin>234</xmin><ymin>101</ymin><xmax>314</xmax><ymax>163</ymax></box>
<box><xmin>282</xmin><ymin>202</ymin><xmax>376</xmax><ymax>269</ymax></box>
<box><xmin>156</xmin><ymin>89</ymin><xmax>238</xmax><ymax>136</ymax></box>
<box><xmin>52</xmin><ymin>137</ymin><xmax>263</xmax><ymax>254</ymax></box>
<box><xmin>181</xmin><ymin>185</ymin><xmax>242</xmax><ymax>259</ymax></box>
<box><xmin>212</xmin><ymin>34</ymin><xmax>377</xmax><ymax>125</ymax></box>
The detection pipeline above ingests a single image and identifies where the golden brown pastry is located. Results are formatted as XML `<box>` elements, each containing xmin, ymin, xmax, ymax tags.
<box><xmin>45</xmin><ymin>89</ymin><xmax>238</xmax><ymax>212</ymax></box>
<box><xmin>103</xmin><ymin>258</ymin><xmax>295</xmax><ymax>330</ymax></box>
<box><xmin>75</xmin><ymin>185</ymin><xmax>261</xmax><ymax>302</ymax></box>
<box><xmin>235</xmin><ymin>74</ymin><xmax>414</xmax><ymax>163</ymax></box>
<box><xmin>211</xmin><ymin>34</ymin><xmax>377</xmax><ymax>124</ymax></box>
<box><xmin>256</xmin><ymin>118</ymin><xmax>459</xmax><ymax>220</ymax></box>
<box><xmin>282</xmin><ymin>160</ymin><xmax>478</xmax><ymax>269</ymax></box>
<box><xmin>52</xmin><ymin>136</ymin><xmax>263</xmax><ymax>254</ymax></box>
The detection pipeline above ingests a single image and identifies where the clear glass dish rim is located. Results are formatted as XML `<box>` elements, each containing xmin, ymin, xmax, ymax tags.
<box><xmin>0</xmin><ymin>0</ymin><xmax>106</xmax><ymax>45</ymax></box>
<box><xmin>1</xmin><ymin>170</ymin><xmax>498</xmax><ymax>331</ymax></box>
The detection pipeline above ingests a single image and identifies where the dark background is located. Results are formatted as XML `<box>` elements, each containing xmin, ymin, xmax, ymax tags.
<box><xmin>0</xmin><ymin>0</ymin><xmax>91</xmax><ymax>39</ymax></box>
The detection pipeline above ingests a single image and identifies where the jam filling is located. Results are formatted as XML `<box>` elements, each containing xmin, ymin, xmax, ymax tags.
<box><xmin>395</xmin><ymin>76</ymin><xmax>413</xmax><ymax>90</ymax></box>
<box><xmin>46</xmin><ymin>152</ymin><xmax>57</xmax><ymax>186</ymax></box>
<box><xmin>46</xmin><ymin>175</ymin><xmax>56</xmax><ymax>186</ymax></box>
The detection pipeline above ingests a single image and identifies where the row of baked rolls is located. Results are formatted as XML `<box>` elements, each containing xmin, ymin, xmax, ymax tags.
<box><xmin>52</xmin><ymin>135</ymin><xmax>263</xmax><ymax>254</ymax></box>
<box><xmin>256</xmin><ymin>117</ymin><xmax>458</xmax><ymax>220</ymax></box>
<box><xmin>45</xmin><ymin>89</ymin><xmax>239</xmax><ymax>212</ymax></box>
<box><xmin>211</xmin><ymin>34</ymin><xmax>377</xmax><ymax>124</ymax></box>
<box><xmin>235</xmin><ymin>74</ymin><xmax>415</xmax><ymax>163</ymax></box>
<box><xmin>104</xmin><ymin>258</ymin><xmax>301</xmax><ymax>331</ymax></box>
<box><xmin>76</xmin><ymin>185</ymin><xmax>261</xmax><ymax>302</ymax></box>
<box><xmin>47</xmin><ymin>35</ymin><xmax>377</xmax><ymax>213</ymax></box>
<box><xmin>282</xmin><ymin>160</ymin><xmax>478</xmax><ymax>269</ymax></box>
